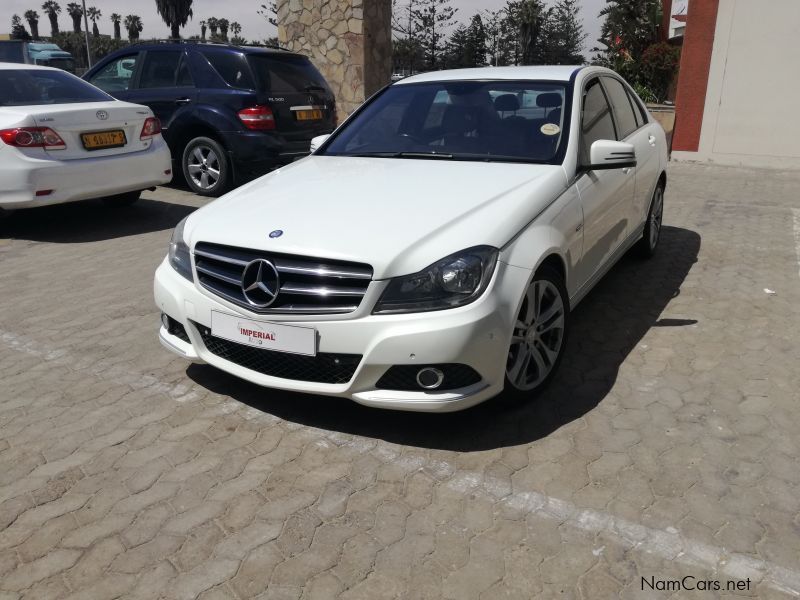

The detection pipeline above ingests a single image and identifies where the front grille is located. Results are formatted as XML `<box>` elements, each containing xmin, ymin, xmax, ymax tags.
<box><xmin>193</xmin><ymin>321</ymin><xmax>361</xmax><ymax>384</ymax></box>
<box><xmin>194</xmin><ymin>242</ymin><xmax>372</xmax><ymax>315</ymax></box>
<box><xmin>376</xmin><ymin>364</ymin><xmax>482</xmax><ymax>391</ymax></box>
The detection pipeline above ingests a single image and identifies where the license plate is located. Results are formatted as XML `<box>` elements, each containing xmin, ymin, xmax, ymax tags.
<box><xmin>211</xmin><ymin>311</ymin><xmax>316</xmax><ymax>356</ymax></box>
<box><xmin>295</xmin><ymin>109</ymin><xmax>323</xmax><ymax>121</ymax></box>
<box><xmin>81</xmin><ymin>129</ymin><xmax>126</xmax><ymax>150</ymax></box>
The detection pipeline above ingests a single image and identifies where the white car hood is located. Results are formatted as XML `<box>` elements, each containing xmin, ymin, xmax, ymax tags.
<box><xmin>187</xmin><ymin>156</ymin><xmax>567</xmax><ymax>279</ymax></box>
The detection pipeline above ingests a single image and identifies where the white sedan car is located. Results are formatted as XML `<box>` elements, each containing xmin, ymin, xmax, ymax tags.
<box><xmin>155</xmin><ymin>66</ymin><xmax>667</xmax><ymax>412</ymax></box>
<box><xmin>0</xmin><ymin>63</ymin><xmax>172</xmax><ymax>210</ymax></box>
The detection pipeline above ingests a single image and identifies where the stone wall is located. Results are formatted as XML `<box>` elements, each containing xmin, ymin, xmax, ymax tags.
<box><xmin>277</xmin><ymin>0</ymin><xmax>392</xmax><ymax>120</ymax></box>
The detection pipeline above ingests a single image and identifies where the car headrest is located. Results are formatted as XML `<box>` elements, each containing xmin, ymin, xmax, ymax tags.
<box><xmin>494</xmin><ymin>94</ymin><xmax>520</xmax><ymax>112</ymax></box>
<box><xmin>536</xmin><ymin>93</ymin><xmax>562</xmax><ymax>108</ymax></box>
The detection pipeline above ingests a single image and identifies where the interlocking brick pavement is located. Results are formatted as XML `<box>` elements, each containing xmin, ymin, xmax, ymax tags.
<box><xmin>1</xmin><ymin>162</ymin><xmax>799</xmax><ymax>599</ymax></box>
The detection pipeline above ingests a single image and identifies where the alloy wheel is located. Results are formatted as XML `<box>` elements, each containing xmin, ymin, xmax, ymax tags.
<box><xmin>187</xmin><ymin>145</ymin><xmax>221</xmax><ymax>191</ymax></box>
<box><xmin>649</xmin><ymin>186</ymin><xmax>664</xmax><ymax>249</ymax></box>
<box><xmin>506</xmin><ymin>278</ymin><xmax>566</xmax><ymax>391</ymax></box>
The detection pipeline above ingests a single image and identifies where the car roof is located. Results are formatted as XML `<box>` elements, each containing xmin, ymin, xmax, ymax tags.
<box><xmin>0</xmin><ymin>62</ymin><xmax>60</xmax><ymax>71</ymax></box>
<box><xmin>397</xmin><ymin>65</ymin><xmax>586</xmax><ymax>84</ymax></box>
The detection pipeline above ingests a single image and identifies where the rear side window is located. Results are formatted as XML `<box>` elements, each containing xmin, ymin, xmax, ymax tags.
<box><xmin>201</xmin><ymin>51</ymin><xmax>254</xmax><ymax>89</ymax></box>
<box><xmin>0</xmin><ymin>69</ymin><xmax>112</xmax><ymax>106</ymax></box>
<box><xmin>139</xmin><ymin>51</ymin><xmax>183</xmax><ymax>88</ymax></box>
<box><xmin>602</xmin><ymin>76</ymin><xmax>639</xmax><ymax>139</ymax></box>
<box><xmin>247</xmin><ymin>55</ymin><xmax>328</xmax><ymax>94</ymax></box>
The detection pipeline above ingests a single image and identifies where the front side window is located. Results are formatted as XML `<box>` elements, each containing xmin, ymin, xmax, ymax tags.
<box><xmin>322</xmin><ymin>80</ymin><xmax>568</xmax><ymax>164</ymax></box>
<box><xmin>139</xmin><ymin>51</ymin><xmax>183</xmax><ymax>88</ymax></box>
<box><xmin>602</xmin><ymin>76</ymin><xmax>639</xmax><ymax>139</ymax></box>
<box><xmin>580</xmin><ymin>79</ymin><xmax>616</xmax><ymax>163</ymax></box>
<box><xmin>0</xmin><ymin>69</ymin><xmax>112</xmax><ymax>106</ymax></box>
<box><xmin>89</xmin><ymin>54</ymin><xmax>138</xmax><ymax>92</ymax></box>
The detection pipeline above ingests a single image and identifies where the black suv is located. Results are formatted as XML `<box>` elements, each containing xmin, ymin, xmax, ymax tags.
<box><xmin>84</xmin><ymin>42</ymin><xmax>336</xmax><ymax>196</ymax></box>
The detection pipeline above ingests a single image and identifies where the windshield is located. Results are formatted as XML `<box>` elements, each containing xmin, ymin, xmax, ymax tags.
<box><xmin>247</xmin><ymin>54</ymin><xmax>329</xmax><ymax>94</ymax></box>
<box><xmin>322</xmin><ymin>80</ymin><xmax>568</xmax><ymax>164</ymax></box>
<box><xmin>0</xmin><ymin>69</ymin><xmax>112</xmax><ymax>106</ymax></box>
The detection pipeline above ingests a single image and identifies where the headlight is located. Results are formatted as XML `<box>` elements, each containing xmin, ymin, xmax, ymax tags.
<box><xmin>168</xmin><ymin>217</ymin><xmax>193</xmax><ymax>282</ymax></box>
<box><xmin>373</xmin><ymin>246</ymin><xmax>498</xmax><ymax>314</ymax></box>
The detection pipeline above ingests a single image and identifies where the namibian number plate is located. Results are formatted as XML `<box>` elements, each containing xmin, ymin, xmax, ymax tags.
<box><xmin>81</xmin><ymin>129</ymin><xmax>126</xmax><ymax>150</ymax></box>
<box><xmin>294</xmin><ymin>109</ymin><xmax>323</xmax><ymax>121</ymax></box>
<box><xmin>211</xmin><ymin>311</ymin><xmax>316</xmax><ymax>356</ymax></box>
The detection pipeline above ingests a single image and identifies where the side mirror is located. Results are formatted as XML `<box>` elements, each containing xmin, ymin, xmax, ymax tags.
<box><xmin>582</xmin><ymin>140</ymin><xmax>636</xmax><ymax>172</ymax></box>
<box><xmin>309</xmin><ymin>134</ymin><xmax>331</xmax><ymax>153</ymax></box>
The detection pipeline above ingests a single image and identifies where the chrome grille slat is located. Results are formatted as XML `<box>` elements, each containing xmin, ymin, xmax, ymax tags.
<box><xmin>194</xmin><ymin>242</ymin><xmax>373</xmax><ymax>315</ymax></box>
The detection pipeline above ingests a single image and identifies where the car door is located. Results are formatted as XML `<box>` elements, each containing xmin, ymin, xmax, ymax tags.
<box><xmin>573</xmin><ymin>77</ymin><xmax>636</xmax><ymax>289</ymax></box>
<box><xmin>602</xmin><ymin>75</ymin><xmax>661</xmax><ymax>232</ymax></box>
<box><xmin>85</xmin><ymin>52</ymin><xmax>142</xmax><ymax>100</ymax></box>
<box><xmin>124</xmin><ymin>50</ymin><xmax>197</xmax><ymax>134</ymax></box>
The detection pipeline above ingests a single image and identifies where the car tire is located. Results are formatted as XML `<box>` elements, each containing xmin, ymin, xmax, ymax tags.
<box><xmin>503</xmin><ymin>265</ymin><xmax>570</xmax><ymax>402</ymax></box>
<box><xmin>637</xmin><ymin>181</ymin><xmax>664</xmax><ymax>258</ymax></box>
<box><xmin>182</xmin><ymin>137</ymin><xmax>231</xmax><ymax>197</ymax></box>
<box><xmin>102</xmin><ymin>191</ymin><xmax>141</xmax><ymax>207</ymax></box>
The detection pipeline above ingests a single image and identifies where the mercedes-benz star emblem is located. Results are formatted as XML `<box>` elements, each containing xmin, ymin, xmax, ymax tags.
<box><xmin>96</xmin><ymin>110</ymin><xmax>108</xmax><ymax>120</ymax></box>
<box><xmin>241</xmin><ymin>259</ymin><xmax>280</xmax><ymax>308</ymax></box>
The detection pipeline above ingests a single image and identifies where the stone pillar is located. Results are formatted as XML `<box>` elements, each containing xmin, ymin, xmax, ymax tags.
<box><xmin>277</xmin><ymin>0</ymin><xmax>392</xmax><ymax>120</ymax></box>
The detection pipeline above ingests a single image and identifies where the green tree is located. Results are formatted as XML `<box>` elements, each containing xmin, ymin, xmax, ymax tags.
<box><xmin>155</xmin><ymin>0</ymin><xmax>193</xmax><ymax>41</ymax></box>
<box><xmin>206</xmin><ymin>16</ymin><xmax>219</xmax><ymax>37</ymax></box>
<box><xmin>199</xmin><ymin>19</ymin><xmax>206</xmax><ymax>40</ymax></box>
<box><xmin>86</xmin><ymin>6</ymin><xmax>101</xmax><ymax>36</ymax></box>
<box><xmin>110</xmin><ymin>12</ymin><xmax>121</xmax><ymax>39</ymax></box>
<box><xmin>218</xmin><ymin>18</ymin><xmax>229</xmax><ymax>41</ymax></box>
<box><xmin>11</xmin><ymin>15</ymin><xmax>32</xmax><ymax>40</ymax></box>
<box><xmin>24</xmin><ymin>10</ymin><xmax>40</xmax><ymax>39</ymax></box>
<box><xmin>65</xmin><ymin>2</ymin><xmax>82</xmax><ymax>33</ymax></box>
<box><xmin>540</xmin><ymin>0</ymin><xmax>585</xmax><ymax>64</ymax></box>
<box><xmin>42</xmin><ymin>1</ymin><xmax>61</xmax><ymax>36</ymax></box>
<box><xmin>124</xmin><ymin>14</ymin><xmax>143</xmax><ymax>41</ymax></box>
<box><xmin>593</xmin><ymin>0</ymin><xmax>661</xmax><ymax>77</ymax></box>
<box><xmin>411</xmin><ymin>0</ymin><xmax>457</xmax><ymax>69</ymax></box>
<box><xmin>444</xmin><ymin>14</ymin><xmax>487</xmax><ymax>68</ymax></box>
<box><xmin>258</xmin><ymin>2</ymin><xmax>277</xmax><ymax>27</ymax></box>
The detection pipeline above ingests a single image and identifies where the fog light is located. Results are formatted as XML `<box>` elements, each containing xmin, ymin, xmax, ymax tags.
<box><xmin>161</xmin><ymin>313</ymin><xmax>169</xmax><ymax>329</ymax></box>
<box><xmin>416</xmin><ymin>367</ymin><xmax>444</xmax><ymax>389</ymax></box>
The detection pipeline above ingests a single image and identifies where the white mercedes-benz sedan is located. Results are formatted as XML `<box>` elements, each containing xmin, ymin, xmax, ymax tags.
<box><xmin>0</xmin><ymin>63</ymin><xmax>172</xmax><ymax>210</ymax></box>
<box><xmin>155</xmin><ymin>66</ymin><xmax>667</xmax><ymax>412</ymax></box>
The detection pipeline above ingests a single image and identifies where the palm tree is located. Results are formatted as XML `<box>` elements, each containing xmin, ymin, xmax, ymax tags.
<box><xmin>110</xmin><ymin>12</ymin><xmax>121</xmax><ymax>39</ymax></box>
<box><xmin>155</xmin><ymin>0</ymin><xmax>193</xmax><ymax>40</ymax></box>
<box><xmin>199</xmin><ymin>19</ymin><xmax>206</xmax><ymax>40</ymax></box>
<box><xmin>65</xmin><ymin>2</ymin><xmax>83</xmax><ymax>33</ymax></box>
<box><xmin>41</xmin><ymin>1</ymin><xmax>60</xmax><ymax>36</ymax></box>
<box><xmin>124</xmin><ymin>14</ymin><xmax>143</xmax><ymax>41</ymax></box>
<box><xmin>24</xmin><ymin>10</ymin><xmax>40</xmax><ymax>39</ymax></box>
<box><xmin>86</xmin><ymin>6</ymin><xmax>101</xmax><ymax>36</ymax></box>
<box><xmin>207</xmin><ymin>16</ymin><xmax>218</xmax><ymax>37</ymax></box>
<box><xmin>218</xmin><ymin>17</ymin><xmax>229</xmax><ymax>41</ymax></box>
<box><xmin>230</xmin><ymin>21</ymin><xmax>241</xmax><ymax>37</ymax></box>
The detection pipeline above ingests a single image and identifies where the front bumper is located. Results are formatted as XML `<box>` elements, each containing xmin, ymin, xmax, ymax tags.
<box><xmin>0</xmin><ymin>139</ymin><xmax>172</xmax><ymax>208</ymax></box>
<box><xmin>154</xmin><ymin>257</ymin><xmax>532</xmax><ymax>412</ymax></box>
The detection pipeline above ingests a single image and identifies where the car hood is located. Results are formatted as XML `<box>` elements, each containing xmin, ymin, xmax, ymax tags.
<box><xmin>186</xmin><ymin>156</ymin><xmax>567</xmax><ymax>279</ymax></box>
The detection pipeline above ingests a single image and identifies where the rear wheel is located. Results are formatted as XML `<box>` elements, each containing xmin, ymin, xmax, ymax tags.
<box><xmin>182</xmin><ymin>137</ymin><xmax>230</xmax><ymax>197</ymax></box>
<box><xmin>637</xmin><ymin>182</ymin><xmax>664</xmax><ymax>258</ymax></box>
<box><xmin>102</xmin><ymin>190</ymin><xmax>141</xmax><ymax>207</ymax></box>
<box><xmin>503</xmin><ymin>266</ymin><xmax>569</xmax><ymax>402</ymax></box>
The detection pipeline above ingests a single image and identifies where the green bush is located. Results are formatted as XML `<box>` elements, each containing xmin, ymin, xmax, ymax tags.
<box><xmin>638</xmin><ymin>42</ymin><xmax>681</xmax><ymax>103</ymax></box>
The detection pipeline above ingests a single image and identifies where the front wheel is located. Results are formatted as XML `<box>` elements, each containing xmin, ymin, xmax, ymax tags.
<box><xmin>637</xmin><ymin>183</ymin><xmax>664</xmax><ymax>258</ymax></box>
<box><xmin>182</xmin><ymin>137</ymin><xmax>231</xmax><ymax>197</ymax></box>
<box><xmin>503</xmin><ymin>266</ymin><xmax>569</xmax><ymax>402</ymax></box>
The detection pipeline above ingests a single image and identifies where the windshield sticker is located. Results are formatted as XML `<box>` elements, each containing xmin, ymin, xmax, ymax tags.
<box><xmin>540</xmin><ymin>123</ymin><xmax>560</xmax><ymax>136</ymax></box>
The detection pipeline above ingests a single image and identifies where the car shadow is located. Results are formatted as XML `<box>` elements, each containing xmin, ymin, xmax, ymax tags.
<box><xmin>0</xmin><ymin>198</ymin><xmax>196</xmax><ymax>243</ymax></box>
<box><xmin>186</xmin><ymin>225</ymin><xmax>701</xmax><ymax>452</ymax></box>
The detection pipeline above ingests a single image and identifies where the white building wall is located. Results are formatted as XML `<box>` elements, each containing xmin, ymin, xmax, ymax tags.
<box><xmin>672</xmin><ymin>0</ymin><xmax>800</xmax><ymax>169</ymax></box>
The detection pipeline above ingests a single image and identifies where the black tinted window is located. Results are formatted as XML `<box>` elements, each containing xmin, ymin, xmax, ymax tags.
<box><xmin>248</xmin><ymin>55</ymin><xmax>328</xmax><ymax>94</ymax></box>
<box><xmin>176</xmin><ymin>56</ymin><xmax>194</xmax><ymax>87</ymax></box>
<box><xmin>0</xmin><ymin>69</ymin><xmax>111</xmax><ymax>106</ymax></box>
<box><xmin>602</xmin><ymin>77</ymin><xmax>638</xmax><ymax>139</ymax></box>
<box><xmin>140</xmin><ymin>51</ymin><xmax>182</xmax><ymax>88</ymax></box>
<box><xmin>581</xmin><ymin>79</ymin><xmax>616</xmax><ymax>161</ymax></box>
<box><xmin>0</xmin><ymin>43</ymin><xmax>25</xmax><ymax>62</ymax></box>
<box><xmin>89</xmin><ymin>54</ymin><xmax>138</xmax><ymax>92</ymax></box>
<box><xmin>201</xmin><ymin>51</ymin><xmax>254</xmax><ymax>89</ymax></box>
<box><xmin>627</xmin><ymin>88</ymin><xmax>648</xmax><ymax>126</ymax></box>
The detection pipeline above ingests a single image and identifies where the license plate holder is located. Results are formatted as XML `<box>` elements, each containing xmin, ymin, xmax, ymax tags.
<box><xmin>294</xmin><ymin>108</ymin><xmax>323</xmax><ymax>121</ymax></box>
<box><xmin>210</xmin><ymin>311</ymin><xmax>317</xmax><ymax>356</ymax></box>
<box><xmin>80</xmin><ymin>129</ymin><xmax>126</xmax><ymax>151</ymax></box>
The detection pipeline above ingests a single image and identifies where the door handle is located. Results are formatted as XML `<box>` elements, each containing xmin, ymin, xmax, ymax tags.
<box><xmin>648</xmin><ymin>135</ymin><xmax>657</xmax><ymax>146</ymax></box>
<box><xmin>174</xmin><ymin>98</ymin><xmax>192</xmax><ymax>105</ymax></box>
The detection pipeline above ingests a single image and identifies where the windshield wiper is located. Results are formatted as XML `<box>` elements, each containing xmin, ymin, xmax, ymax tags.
<box><xmin>338</xmin><ymin>151</ymin><xmax>454</xmax><ymax>160</ymax></box>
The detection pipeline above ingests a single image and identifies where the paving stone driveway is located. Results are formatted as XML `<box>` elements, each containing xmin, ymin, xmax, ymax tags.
<box><xmin>1</xmin><ymin>162</ymin><xmax>799</xmax><ymax>600</ymax></box>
